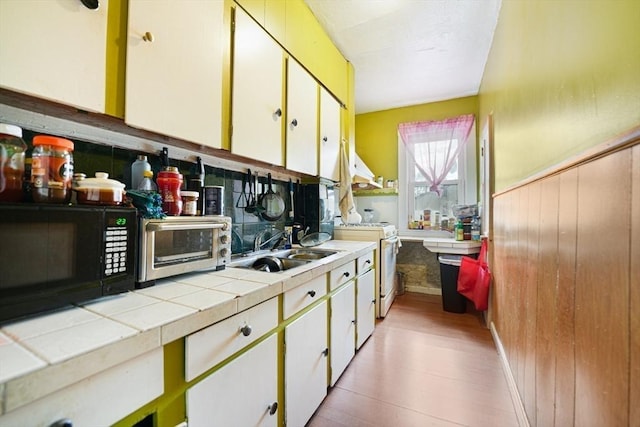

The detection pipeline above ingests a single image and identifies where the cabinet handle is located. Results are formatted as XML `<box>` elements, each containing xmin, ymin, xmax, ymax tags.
<box><xmin>273</xmin><ymin>108</ymin><xmax>282</xmax><ymax>118</ymax></box>
<box><xmin>322</xmin><ymin>348</ymin><xmax>329</xmax><ymax>357</ymax></box>
<box><xmin>239</xmin><ymin>324</ymin><xmax>252</xmax><ymax>337</ymax></box>
<box><xmin>80</xmin><ymin>0</ymin><xmax>99</xmax><ymax>10</ymax></box>
<box><xmin>372</xmin><ymin>299</ymin><xmax>376</xmax><ymax>304</ymax></box>
<box><xmin>142</xmin><ymin>31</ymin><xmax>154</xmax><ymax>43</ymax></box>
<box><xmin>322</xmin><ymin>136</ymin><xmax>328</xmax><ymax>142</ymax></box>
<box><xmin>290</xmin><ymin>118</ymin><xmax>298</xmax><ymax>127</ymax></box>
<box><xmin>352</xmin><ymin>319</ymin><xmax>357</xmax><ymax>325</ymax></box>
<box><xmin>365</xmin><ymin>259</ymin><xmax>372</xmax><ymax>264</ymax></box>
<box><xmin>307</xmin><ymin>290</ymin><xmax>316</xmax><ymax>298</ymax></box>
<box><xmin>343</xmin><ymin>271</ymin><xmax>350</xmax><ymax>278</ymax></box>
<box><xmin>49</xmin><ymin>419</ymin><xmax>73</xmax><ymax>427</ymax></box>
<box><xmin>268</xmin><ymin>402</ymin><xmax>278</xmax><ymax>416</ymax></box>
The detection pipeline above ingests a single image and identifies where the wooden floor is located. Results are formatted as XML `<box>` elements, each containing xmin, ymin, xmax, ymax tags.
<box><xmin>307</xmin><ymin>292</ymin><xmax>520</xmax><ymax>427</ymax></box>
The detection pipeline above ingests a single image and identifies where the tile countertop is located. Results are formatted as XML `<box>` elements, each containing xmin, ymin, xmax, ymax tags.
<box><xmin>0</xmin><ymin>240</ymin><xmax>376</xmax><ymax>415</ymax></box>
<box><xmin>422</xmin><ymin>237</ymin><xmax>482</xmax><ymax>255</ymax></box>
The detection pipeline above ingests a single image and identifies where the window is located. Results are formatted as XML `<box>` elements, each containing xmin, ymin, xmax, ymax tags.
<box><xmin>397</xmin><ymin>115</ymin><xmax>477</xmax><ymax>233</ymax></box>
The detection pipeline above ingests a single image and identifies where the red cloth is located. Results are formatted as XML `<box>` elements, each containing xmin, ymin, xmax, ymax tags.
<box><xmin>457</xmin><ymin>239</ymin><xmax>491</xmax><ymax>311</ymax></box>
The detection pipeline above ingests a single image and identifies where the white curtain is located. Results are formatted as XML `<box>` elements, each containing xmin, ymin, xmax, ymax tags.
<box><xmin>398</xmin><ymin>114</ymin><xmax>475</xmax><ymax>196</ymax></box>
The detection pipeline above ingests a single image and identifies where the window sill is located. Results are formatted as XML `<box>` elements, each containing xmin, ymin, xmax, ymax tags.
<box><xmin>352</xmin><ymin>187</ymin><xmax>398</xmax><ymax>196</ymax></box>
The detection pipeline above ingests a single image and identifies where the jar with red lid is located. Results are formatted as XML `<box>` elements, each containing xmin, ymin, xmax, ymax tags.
<box><xmin>157</xmin><ymin>166</ymin><xmax>183</xmax><ymax>216</ymax></box>
<box><xmin>31</xmin><ymin>135</ymin><xmax>74</xmax><ymax>204</ymax></box>
<box><xmin>0</xmin><ymin>123</ymin><xmax>27</xmax><ymax>202</ymax></box>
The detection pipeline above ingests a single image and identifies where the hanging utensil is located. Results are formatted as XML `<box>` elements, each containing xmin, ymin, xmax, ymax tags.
<box><xmin>236</xmin><ymin>171</ymin><xmax>249</xmax><ymax>209</ymax></box>
<box><xmin>245</xmin><ymin>169</ymin><xmax>257</xmax><ymax>213</ymax></box>
<box><xmin>288</xmin><ymin>179</ymin><xmax>294</xmax><ymax>219</ymax></box>
<box><xmin>260</xmin><ymin>173</ymin><xmax>285</xmax><ymax>221</ymax></box>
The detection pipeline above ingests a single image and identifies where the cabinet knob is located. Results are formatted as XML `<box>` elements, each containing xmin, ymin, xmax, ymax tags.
<box><xmin>365</xmin><ymin>259</ymin><xmax>372</xmax><ymax>264</ymax></box>
<box><xmin>372</xmin><ymin>299</ymin><xmax>376</xmax><ymax>304</ymax></box>
<box><xmin>273</xmin><ymin>108</ymin><xmax>282</xmax><ymax>118</ymax></box>
<box><xmin>80</xmin><ymin>0</ymin><xmax>99</xmax><ymax>10</ymax></box>
<box><xmin>49</xmin><ymin>419</ymin><xmax>73</xmax><ymax>427</ymax></box>
<box><xmin>322</xmin><ymin>136</ymin><xmax>328</xmax><ymax>142</ymax></box>
<box><xmin>351</xmin><ymin>319</ymin><xmax>357</xmax><ymax>325</ymax></box>
<box><xmin>307</xmin><ymin>290</ymin><xmax>316</xmax><ymax>298</ymax></box>
<box><xmin>343</xmin><ymin>271</ymin><xmax>350</xmax><ymax>278</ymax></box>
<box><xmin>268</xmin><ymin>402</ymin><xmax>278</xmax><ymax>416</ymax></box>
<box><xmin>290</xmin><ymin>118</ymin><xmax>298</xmax><ymax>127</ymax></box>
<box><xmin>239</xmin><ymin>324</ymin><xmax>252</xmax><ymax>337</ymax></box>
<box><xmin>322</xmin><ymin>348</ymin><xmax>329</xmax><ymax>357</ymax></box>
<box><xmin>142</xmin><ymin>31</ymin><xmax>154</xmax><ymax>42</ymax></box>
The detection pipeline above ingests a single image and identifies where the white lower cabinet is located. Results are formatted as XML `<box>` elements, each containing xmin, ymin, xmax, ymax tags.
<box><xmin>285</xmin><ymin>300</ymin><xmax>328</xmax><ymax>427</ymax></box>
<box><xmin>356</xmin><ymin>268</ymin><xmax>376</xmax><ymax>349</ymax></box>
<box><xmin>187</xmin><ymin>334</ymin><xmax>279</xmax><ymax>427</ymax></box>
<box><xmin>330</xmin><ymin>281</ymin><xmax>356</xmax><ymax>386</ymax></box>
<box><xmin>0</xmin><ymin>348</ymin><xmax>163</xmax><ymax>427</ymax></box>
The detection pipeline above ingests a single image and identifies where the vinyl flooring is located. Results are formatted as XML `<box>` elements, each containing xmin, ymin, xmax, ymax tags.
<box><xmin>307</xmin><ymin>292</ymin><xmax>520</xmax><ymax>427</ymax></box>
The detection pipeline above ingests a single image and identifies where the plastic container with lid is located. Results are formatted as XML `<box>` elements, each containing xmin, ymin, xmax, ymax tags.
<box><xmin>31</xmin><ymin>135</ymin><xmax>74</xmax><ymax>204</ymax></box>
<box><xmin>0</xmin><ymin>123</ymin><xmax>27</xmax><ymax>202</ymax></box>
<box><xmin>157</xmin><ymin>166</ymin><xmax>183</xmax><ymax>216</ymax></box>
<box><xmin>180</xmin><ymin>190</ymin><xmax>199</xmax><ymax>216</ymax></box>
<box><xmin>73</xmin><ymin>172</ymin><xmax>126</xmax><ymax>205</ymax></box>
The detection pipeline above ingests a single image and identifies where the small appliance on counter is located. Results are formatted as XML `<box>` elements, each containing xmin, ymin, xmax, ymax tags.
<box><xmin>0</xmin><ymin>203</ymin><xmax>138</xmax><ymax>323</ymax></box>
<box><xmin>136</xmin><ymin>215</ymin><xmax>232</xmax><ymax>288</ymax></box>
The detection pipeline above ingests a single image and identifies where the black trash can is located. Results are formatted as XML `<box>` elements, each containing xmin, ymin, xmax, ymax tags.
<box><xmin>438</xmin><ymin>254</ymin><xmax>467</xmax><ymax>313</ymax></box>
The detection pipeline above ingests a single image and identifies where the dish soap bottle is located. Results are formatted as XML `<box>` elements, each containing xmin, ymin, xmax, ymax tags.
<box><xmin>455</xmin><ymin>219</ymin><xmax>464</xmax><ymax>241</ymax></box>
<box><xmin>131</xmin><ymin>154</ymin><xmax>151</xmax><ymax>191</ymax></box>
<box><xmin>137</xmin><ymin>169</ymin><xmax>157</xmax><ymax>193</ymax></box>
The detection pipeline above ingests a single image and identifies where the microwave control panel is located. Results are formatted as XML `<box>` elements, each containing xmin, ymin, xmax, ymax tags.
<box><xmin>102</xmin><ymin>209</ymin><xmax>136</xmax><ymax>279</ymax></box>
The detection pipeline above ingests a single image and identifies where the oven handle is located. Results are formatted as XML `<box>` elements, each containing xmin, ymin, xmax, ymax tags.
<box><xmin>384</xmin><ymin>236</ymin><xmax>399</xmax><ymax>245</ymax></box>
<box><xmin>146</xmin><ymin>222</ymin><xmax>226</xmax><ymax>232</ymax></box>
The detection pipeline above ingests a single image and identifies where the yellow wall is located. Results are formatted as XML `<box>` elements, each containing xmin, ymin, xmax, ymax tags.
<box><xmin>479</xmin><ymin>0</ymin><xmax>640</xmax><ymax>191</ymax></box>
<box><xmin>354</xmin><ymin>96</ymin><xmax>478</xmax><ymax>181</ymax></box>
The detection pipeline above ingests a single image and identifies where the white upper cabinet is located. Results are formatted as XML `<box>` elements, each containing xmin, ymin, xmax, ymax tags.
<box><xmin>231</xmin><ymin>7</ymin><xmax>284</xmax><ymax>166</ymax></box>
<box><xmin>319</xmin><ymin>87</ymin><xmax>341</xmax><ymax>181</ymax></box>
<box><xmin>0</xmin><ymin>0</ymin><xmax>108</xmax><ymax>113</ymax></box>
<box><xmin>286</xmin><ymin>58</ymin><xmax>318</xmax><ymax>175</ymax></box>
<box><xmin>125</xmin><ymin>0</ymin><xmax>224</xmax><ymax>148</ymax></box>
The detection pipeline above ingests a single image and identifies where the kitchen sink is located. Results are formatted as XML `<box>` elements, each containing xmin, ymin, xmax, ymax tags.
<box><xmin>228</xmin><ymin>248</ymin><xmax>338</xmax><ymax>272</ymax></box>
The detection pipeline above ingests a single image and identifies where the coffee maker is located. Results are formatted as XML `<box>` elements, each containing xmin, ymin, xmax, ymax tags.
<box><xmin>294</xmin><ymin>178</ymin><xmax>335</xmax><ymax>242</ymax></box>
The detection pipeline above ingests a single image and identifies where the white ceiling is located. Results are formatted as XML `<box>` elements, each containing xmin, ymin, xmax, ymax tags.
<box><xmin>304</xmin><ymin>0</ymin><xmax>502</xmax><ymax>114</ymax></box>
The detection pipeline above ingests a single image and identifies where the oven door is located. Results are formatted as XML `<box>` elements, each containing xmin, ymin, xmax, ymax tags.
<box><xmin>138</xmin><ymin>218</ymin><xmax>229</xmax><ymax>284</ymax></box>
<box><xmin>379</xmin><ymin>236</ymin><xmax>398</xmax><ymax>317</ymax></box>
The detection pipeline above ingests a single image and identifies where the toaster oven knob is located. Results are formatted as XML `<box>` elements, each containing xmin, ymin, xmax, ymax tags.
<box><xmin>221</xmin><ymin>222</ymin><xmax>230</xmax><ymax>231</ymax></box>
<box><xmin>220</xmin><ymin>234</ymin><xmax>230</xmax><ymax>244</ymax></box>
<box><xmin>220</xmin><ymin>248</ymin><xmax>229</xmax><ymax>258</ymax></box>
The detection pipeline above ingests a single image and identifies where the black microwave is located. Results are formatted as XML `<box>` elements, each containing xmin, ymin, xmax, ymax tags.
<box><xmin>0</xmin><ymin>203</ymin><xmax>138</xmax><ymax>323</ymax></box>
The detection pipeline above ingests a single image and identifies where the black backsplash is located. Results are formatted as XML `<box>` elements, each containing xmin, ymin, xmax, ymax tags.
<box><xmin>21</xmin><ymin>130</ymin><xmax>289</xmax><ymax>255</ymax></box>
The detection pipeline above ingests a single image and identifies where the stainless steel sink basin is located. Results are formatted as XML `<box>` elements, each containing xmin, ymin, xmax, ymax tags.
<box><xmin>278</xmin><ymin>249</ymin><xmax>338</xmax><ymax>260</ymax></box>
<box><xmin>229</xmin><ymin>254</ymin><xmax>311</xmax><ymax>272</ymax></box>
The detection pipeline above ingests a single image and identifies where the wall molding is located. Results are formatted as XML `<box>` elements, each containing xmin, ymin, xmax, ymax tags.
<box><xmin>490</xmin><ymin>322</ymin><xmax>530</xmax><ymax>427</ymax></box>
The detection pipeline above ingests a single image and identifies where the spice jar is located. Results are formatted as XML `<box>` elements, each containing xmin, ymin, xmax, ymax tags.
<box><xmin>0</xmin><ymin>123</ymin><xmax>27</xmax><ymax>202</ymax></box>
<box><xmin>157</xmin><ymin>166</ymin><xmax>183</xmax><ymax>216</ymax></box>
<box><xmin>180</xmin><ymin>191</ymin><xmax>199</xmax><ymax>216</ymax></box>
<box><xmin>31</xmin><ymin>135</ymin><xmax>74</xmax><ymax>204</ymax></box>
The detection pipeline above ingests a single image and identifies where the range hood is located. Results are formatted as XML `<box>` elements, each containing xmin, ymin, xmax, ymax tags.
<box><xmin>351</xmin><ymin>153</ymin><xmax>381</xmax><ymax>189</ymax></box>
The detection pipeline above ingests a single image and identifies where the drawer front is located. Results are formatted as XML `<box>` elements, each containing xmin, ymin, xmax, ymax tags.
<box><xmin>185</xmin><ymin>297</ymin><xmax>278</xmax><ymax>381</ymax></box>
<box><xmin>356</xmin><ymin>251</ymin><xmax>375</xmax><ymax>274</ymax></box>
<box><xmin>283</xmin><ymin>275</ymin><xmax>327</xmax><ymax>319</ymax></box>
<box><xmin>329</xmin><ymin>261</ymin><xmax>356</xmax><ymax>291</ymax></box>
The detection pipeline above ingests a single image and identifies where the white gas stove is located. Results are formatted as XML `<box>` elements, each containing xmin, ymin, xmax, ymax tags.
<box><xmin>334</xmin><ymin>223</ymin><xmax>399</xmax><ymax>318</ymax></box>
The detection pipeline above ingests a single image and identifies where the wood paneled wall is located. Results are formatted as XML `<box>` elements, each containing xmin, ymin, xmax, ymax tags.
<box><xmin>491</xmin><ymin>138</ymin><xmax>639</xmax><ymax>426</ymax></box>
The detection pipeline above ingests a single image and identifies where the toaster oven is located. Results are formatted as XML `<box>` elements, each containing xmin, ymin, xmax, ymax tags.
<box><xmin>137</xmin><ymin>216</ymin><xmax>232</xmax><ymax>287</ymax></box>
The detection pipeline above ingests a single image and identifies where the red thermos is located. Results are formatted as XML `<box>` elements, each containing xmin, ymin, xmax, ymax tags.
<box><xmin>157</xmin><ymin>166</ymin><xmax>183</xmax><ymax>216</ymax></box>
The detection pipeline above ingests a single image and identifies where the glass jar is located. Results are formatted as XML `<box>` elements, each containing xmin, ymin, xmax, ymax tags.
<box><xmin>180</xmin><ymin>190</ymin><xmax>199</xmax><ymax>216</ymax></box>
<box><xmin>0</xmin><ymin>123</ymin><xmax>27</xmax><ymax>202</ymax></box>
<box><xmin>157</xmin><ymin>166</ymin><xmax>183</xmax><ymax>216</ymax></box>
<box><xmin>31</xmin><ymin>135</ymin><xmax>74</xmax><ymax>204</ymax></box>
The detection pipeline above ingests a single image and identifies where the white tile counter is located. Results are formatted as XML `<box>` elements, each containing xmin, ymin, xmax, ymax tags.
<box><xmin>422</xmin><ymin>237</ymin><xmax>482</xmax><ymax>255</ymax></box>
<box><xmin>0</xmin><ymin>240</ymin><xmax>375</xmax><ymax>416</ymax></box>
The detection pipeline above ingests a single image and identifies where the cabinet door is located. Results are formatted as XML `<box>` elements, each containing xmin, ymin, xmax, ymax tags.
<box><xmin>0</xmin><ymin>0</ymin><xmax>108</xmax><ymax>113</ymax></box>
<box><xmin>286</xmin><ymin>58</ymin><xmax>318</xmax><ymax>175</ymax></box>
<box><xmin>330</xmin><ymin>281</ymin><xmax>356</xmax><ymax>386</ymax></box>
<box><xmin>187</xmin><ymin>334</ymin><xmax>278</xmax><ymax>427</ymax></box>
<box><xmin>356</xmin><ymin>268</ymin><xmax>376</xmax><ymax>349</ymax></box>
<box><xmin>285</xmin><ymin>301</ymin><xmax>328</xmax><ymax>426</ymax></box>
<box><xmin>231</xmin><ymin>7</ymin><xmax>284</xmax><ymax>166</ymax></box>
<box><xmin>319</xmin><ymin>87</ymin><xmax>341</xmax><ymax>181</ymax></box>
<box><xmin>126</xmin><ymin>0</ymin><xmax>224</xmax><ymax>148</ymax></box>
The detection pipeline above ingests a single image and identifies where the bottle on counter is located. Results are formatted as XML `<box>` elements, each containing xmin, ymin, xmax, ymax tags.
<box><xmin>157</xmin><ymin>166</ymin><xmax>183</xmax><ymax>216</ymax></box>
<box><xmin>471</xmin><ymin>217</ymin><xmax>481</xmax><ymax>241</ymax></box>
<box><xmin>455</xmin><ymin>219</ymin><xmax>464</xmax><ymax>241</ymax></box>
<box><xmin>0</xmin><ymin>123</ymin><xmax>27</xmax><ymax>202</ymax></box>
<box><xmin>131</xmin><ymin>154</ymin><xmax>151</xmax><ymax>191</ymax></box>
<box><xmin>31</xmin><ymin>135</ymin><xmax>74</xmax><ymax>204</ymax></box>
